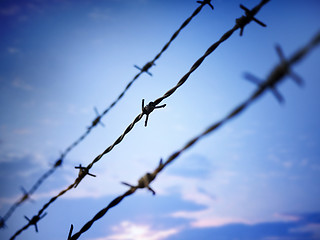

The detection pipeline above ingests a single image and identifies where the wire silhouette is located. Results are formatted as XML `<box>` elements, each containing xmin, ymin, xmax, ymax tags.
<box><xmin>0</xmin><ymin>0</ymin><xmax>213</xmax><ymax>228</ymax></box>
<box><xmin>9</xmin><ymin>1</ymin><xmax>270</xmax><ymax>239</ymax></box>
<box><xmin>68</xmin><ymin>30</ymin><xmax>320</xmax><ymax>240</ymax></box>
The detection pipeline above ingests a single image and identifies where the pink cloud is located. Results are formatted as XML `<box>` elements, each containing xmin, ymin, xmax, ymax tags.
<box><xmin>91</xmin><ymin>221</ymin><xmax>181</xmax><ymax>240</ymax></box>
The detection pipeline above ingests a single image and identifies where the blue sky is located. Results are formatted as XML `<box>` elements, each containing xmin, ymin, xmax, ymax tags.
<box><xmin>0</xmin><ymin>0</ymin><xmax>320</xmax><ymax>239</ymax></box>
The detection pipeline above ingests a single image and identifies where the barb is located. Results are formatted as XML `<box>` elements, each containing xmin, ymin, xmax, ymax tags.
<box><xmin>74</xmin><ymin>164</ymin><xmax>96</xmax><ymax>188</ymax></box>
<box><xmin>197</xmin><ymin>0</ymin><xmax>214</xmax><ymax>10</ymax></box>
<box><xmin>0</xmin><ymin>217</ymin><xmax>5</xmax><ymax>229</ymax></box>
<box><xmin>9</xmin><ymin>1</ymin><xmax>270</xmax><ymax>238</ymax></box>
<box><xmin>1</xmin><ymin>0</ymin><xmax>211</xmax><ymax>228</ymax></box>
<box><xmin>142</xmin><ymin>99</ymin><xmax>166</xmax><ymax>127</ymax></box>
<box><xmin>24</xmin><ymin>213</ymin><xmax>47</xmax><ymax>233</ymax></box>
<box><xmin>68</xmin><ymin>30</ymin><xmax>320</xmax><ymax>240</ymax></box>
<box><xmin>236</xmin><ymin>3</ymin><xmax>267</xmax><ymax>36</ymax></box>
<box><xmin>134</xmin><ymin>62</ymin><xmax>155</xmax><ymax>76</ymax></box>
<box><xmin>67</xmin><ymin>224</ymin><xmax>74</xmax><ymax>240</ymax></box>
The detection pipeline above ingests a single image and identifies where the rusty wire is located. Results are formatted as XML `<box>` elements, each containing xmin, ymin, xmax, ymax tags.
<box><xmin>9</xmin><ymin>1</ymin><xmax>270</xmax><ymax>238</ymax></box>
<box><xmin>68</xmin><ymin>30</ymin><xmax>320</xmax><ymax>240</ymax></box>
<box><xmin>1</xmin><ymin>1</ymin><xmax>213</xmax><ymax>229</ymax></box>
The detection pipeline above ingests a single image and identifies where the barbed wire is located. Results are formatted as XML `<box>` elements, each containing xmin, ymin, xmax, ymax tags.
<box><xmin>9</xmin><ymin>1</ymin><xmax>270</xmax><ymax>238</ymax></box>
<box><xmin>68</xmin><ymin>30</ymin><xmax>320</xmax><ymax>240</ymax></box>
<box><xmin>0</xmin><ymin>0</ymin><xmax>213</xmax><ymax>229</ymax></box>
<box><xmin>0</xmin><ymin>167</ymin><xmax>56</xmax><ymax>229</ymax></box>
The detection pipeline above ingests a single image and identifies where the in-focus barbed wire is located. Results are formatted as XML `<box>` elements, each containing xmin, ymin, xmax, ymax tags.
<box><xmin>8</xmin><ymin>1</ymin><xmax>270</xmax><ymax>239</ymax></box>
<box><xmin>67</xmin><ymin>30</ymin><xmax>320</xmax><ymax>240</ymax></box>
<box><xmin>0</xmin><ymin>0</ymin><xmax>214</xmax><ymax>229</ymax></box>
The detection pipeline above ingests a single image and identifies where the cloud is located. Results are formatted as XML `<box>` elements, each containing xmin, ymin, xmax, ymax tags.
<box><xmin>13</xmin><ymin>128</ymin><xmax>32</xmax><ymax>135</ymax></box>
<box><xmin>273</xmin><ymin>213</ymin><xmax>301</xmax><ymax>222</ymax></box>
<box><xmin>12</xmin><ymin>78</ymin><xmax>33</xmax><ymax>91</ymax></box>
<box><xmin>88</xmin><ymin>8</ymin><xmax>112</xmax><ymax>21</ymax></box>
<box><xmin>153</xmin><ymin>167</ymin><xmax>240</xmax><ymax>229</ymax></box>
<box><xmin>7</xmin><ymin>47</ymin><xmax>20</xmax><ymax>54</ymax></box>
<box><xmin>165</xmin><ymin>154</ymin><xmax>213</xmax><ymax>179</ymax></box>
<box><xmin>166</xmin><ymin>214</ymin><xmax>320</xmax><ymax>240</ymax></box>
<box><xmin>91</xmin><ymin>221</ymin><xmax>180</xmax><ymax>240</ymax></box>
<box><xmin>0</xmin><ymin>5</ymin><xmax>20</xmax><ymax>16</ymax></box>
<box><xmin>171</xmin><ymin>209</ymin><xmax>250</xmax><ymax>228</ymax></box>
<box><xmin>290</xmin><ymin>223</ymin><xmax>320</xmax><ymax>239</ymax></box>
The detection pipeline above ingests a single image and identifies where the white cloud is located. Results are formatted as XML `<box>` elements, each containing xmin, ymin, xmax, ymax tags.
<box><xmin>13</xmin><ymin>128</ymin><xmax>32</xmax><ymax>135</ymax></box>
<box><xmin>290</xmin><ymin>223</ymin><xmax>320</xmax><ymax>239</ymax></box>
<box><xmin>171</xmin><ymin>209</ymin><xmax>251</xmax><ymax>228</ymax></box>
<box><xmin>39</xmin><ymin>118</ymin><xmax>60</xmax><ymax>127</ymax></box>
<box><xmin>154</xmin><ymin>172</ymin><xmax>249</xmax><ymax>228</ymax></box>
<box><xmin>273</xmin><ymin>212</ymin><xmax>301</xmax><ymax>222</ymax></box>
<box><xmin>12</xmin><ymin>78</ymin><xmax>33</xmax><ymax>91</ymax></box>
<box><xmin>7</xmin><ymin>47</ymin><xmax>20</xmax><ymax>54</ymax></box>
<box><xmin>282</xmin><ymin>161</ymin><xmax>293</xmax><ymax>169</ymax></box>
<box><xmin>0</xmin><ymin>5</ymin><xmax>20</xmax><ymax>16</ymax></box>
<box><xmin>88</xmin><ymin>8</ymin><xmax>112</xmax><ymax>21</ymax></box>
<box><xmin>90</xmin><ymin>221</ymin><xmax>180</xmax><ymax>240</ymax></box>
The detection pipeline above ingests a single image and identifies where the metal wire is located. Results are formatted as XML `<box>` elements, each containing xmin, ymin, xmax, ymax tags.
<box><xmin>1</xmin><ymin>0</ymin><xmax>212</xmax><ymax>228</ymax></box>
<box><xmin>68</xmin><ymin>30</ymin><xmax>320</xmax><ymax>240</ymax></box>
<box><xmin>9</xmin><ymin>1</ymin><xmax>271</xmax><ymax>238</ymax></box>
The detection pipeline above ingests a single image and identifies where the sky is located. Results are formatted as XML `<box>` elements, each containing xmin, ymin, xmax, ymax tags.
<box><xmin>0</xmin><ymin>0</ymin><xmax>320</xmax><ymax>239</ymax></box>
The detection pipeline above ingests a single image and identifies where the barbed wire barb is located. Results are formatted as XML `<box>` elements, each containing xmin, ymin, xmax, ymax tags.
<box><xmin>74</xmin><ymin>164</ymin><xmax>96</xmax><ymax>188</ymax></box>
<box><xmin>142</xmin><ymin>99</ymin><xmax>166</xmax><ymax>127</ymax></box>
<box><xmin>244</xmin><ymin>72</ymin><xmax>285</xmax><ymax>102</ymax></box>
<box><xmin>68</xmin><ymin>30</ymin><xmax>320</xmax><ymax>240</ymax></box>
<box><xmin>134</xmin><ymin>62</ymin><xmax>155</xmax><ymax>76</ymax></box>
<box><xmin>91</xmin><ymin>107</ymin><xmax>105</xmax><ymax>128</ymax></box>
<box><xmin>0</xmin><ymin>217</ymin><xmax>6</xmax><ymax>229</ymax></box>
<box><xmin>0</xmin><ymin>1</ymin><xmax>213</xmax><ymax>228</ymax></box>
<box><xmin>197</xmin><ymin>0</ymin><xmax>214</xmax><ymax>10</ymax></box>
<box><xmin>24</xmin><ymin>212</ymin><xmax>47</xmax><ymax>233</ymax></box>
<box><xmin>67</xmin><ymin>224</ymin><xmax>74</xmax><ymax>240</ymax></box>
<box><xmin>236</xmin><ymin>3</ymin><xmax>267</xmax><ymax>36</ymax></box>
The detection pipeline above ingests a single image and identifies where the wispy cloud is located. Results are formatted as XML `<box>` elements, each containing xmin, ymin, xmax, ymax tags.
<box><xmin>13</xmin><ymin>128</ymin><xmax>32</xmax><ymax>135</ymax></box>
<box><xmin>7</xmin><ymin>47</ymin><xmax>20</xmax><ymax>54</ymax></box>
<box><xmin>12</xmin><ymin>78</ymin><xmax>33</xmax><ymax>91</ymax></box>
<box><xmin>91</xmin><ymin>221</ymin><xmax>180</xmax><ymax>240</ymax></box>
<box><xmin>88</xmin><ymin>8</ymin><xmax>112</xmax><ymax>21</ymax></box>
<box><xmin>0</xmin><ymin>5</ymin><xmax>20</xmax><ymax>16</ymax></box>
<box><xmin>273</xmin><ymin>212</ymin><xmax>301</xmax><ymax>222</ymax></box>
<box><xmin>290</xmin><ymin>223</ymin><xmax>320</xmax><ymax>239</ymax></box>
<box><xmin>171</xmin><ymin>209</ymin><xmax>250</xmax><ymax>228</ymax></box>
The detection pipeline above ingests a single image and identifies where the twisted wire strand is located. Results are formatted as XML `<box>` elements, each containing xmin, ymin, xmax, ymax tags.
<box><xmin>1</xmin><ymin>1</ymin><xmax>211</xmax><ymax>228</ymax></box>
<box><xmin>69</xmin><ymin>30</ymin><xmax>320</xmax><ymax>240</ymax></box>
<box><xmin>9</xmin><ymin>1</ymin><xmax>270</xmax><ymax>238</ymax></box>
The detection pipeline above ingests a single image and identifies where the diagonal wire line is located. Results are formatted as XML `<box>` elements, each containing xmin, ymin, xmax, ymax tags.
<box><xmin>68</xmin><ymin>30</ymin><xmax>320</xmax><ymax>240</ymax></box>
<box><xmin>0</xmin><ymin>0</ymin><xmax>213</xmax><ymax>228</ymax></box>
<box><xmin>9</xmin><ymin>1</ymin><xmax>270</xmax><ymax>238</ymax></box>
